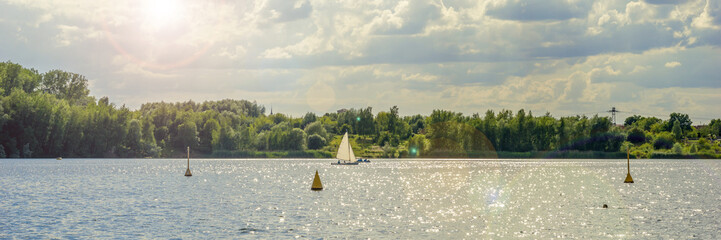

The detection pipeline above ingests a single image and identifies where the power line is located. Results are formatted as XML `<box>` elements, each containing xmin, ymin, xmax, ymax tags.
<box><xmin>607</xmin><ymin>107</ymin><xmax>620</xmax><ymax>125</ymax></box>
<box><xmin>550</xmin><ymin>109</ymin><xmax>718</xmax><ymax>124</ymax></box>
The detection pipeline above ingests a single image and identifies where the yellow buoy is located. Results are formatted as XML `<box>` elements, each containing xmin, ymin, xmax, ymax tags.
<box><xmin>624</xmin><ymin>149</ymin><xmax>633</xmax><ymax>183</ymax></box>
<box><xmin>311</xmin><ymin>170</ymin><xmax>323</xmax><ymax>190</ymax></box>
<box><xmin>185</xmin><ymin>146</ymin><xmax>192</xmax><ymax>177</ymax></box>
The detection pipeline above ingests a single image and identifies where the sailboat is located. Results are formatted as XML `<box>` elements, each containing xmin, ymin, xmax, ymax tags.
<box><xmin>331</xmin><ymin>132</ymin><xmax>359</xmax><ymax>165</ymax></box>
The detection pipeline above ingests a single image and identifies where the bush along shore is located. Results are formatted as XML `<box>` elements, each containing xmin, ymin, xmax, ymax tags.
<box><xmin>1</xmin><ymin>61</ymin><xmax>720</xmax><ymax>159</ymax></box>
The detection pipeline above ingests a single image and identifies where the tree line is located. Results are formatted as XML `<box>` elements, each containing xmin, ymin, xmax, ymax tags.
<box><xmin>1</xmin><ymin>61</ymin><xmax>720</xmax><ymax>158</ymax></box>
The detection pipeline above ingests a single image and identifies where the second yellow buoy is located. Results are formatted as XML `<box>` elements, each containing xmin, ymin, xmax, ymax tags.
<box><xmin>624</xmin><ymin>149</ymin><xmax>633</xmax><ymax>183</ymax></box>
<box><xmin>311</xmin><ymin>170</ymin><xmax>323</xmax><ymax>190</ymax></box>
<box><xmin>185</xmin><ymin>146</ymin><xmax>192</xmax><ymax>177</ymax></box>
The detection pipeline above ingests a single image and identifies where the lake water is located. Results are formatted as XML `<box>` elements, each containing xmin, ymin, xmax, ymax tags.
<box><xmin>1</xmin><ymin>159</ymin><xmax>720</xmax><ymax>239</ymax></box>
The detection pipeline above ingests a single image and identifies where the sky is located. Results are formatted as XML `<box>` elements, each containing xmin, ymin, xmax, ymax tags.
<box><xmin>1</xmin><ymin>0</ymin><xmax>720</xmax><ymax>123</ymax></box>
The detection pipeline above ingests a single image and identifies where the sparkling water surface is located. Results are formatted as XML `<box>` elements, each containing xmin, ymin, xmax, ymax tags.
<box><xmin>1</xmin><ymin>159</ymin><xmax>720</xmax><ymax>239</ymax></box>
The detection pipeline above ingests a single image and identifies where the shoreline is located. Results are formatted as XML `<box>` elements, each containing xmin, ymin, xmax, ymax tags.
<box><xmin>21</xmin><ymin>150</ymin><xmax>719</xmax><ymax>159</ymax></box>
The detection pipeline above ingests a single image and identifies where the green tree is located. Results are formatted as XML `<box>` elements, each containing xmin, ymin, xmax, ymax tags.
<box><xmin>287</xmin><ymin>128</ymin><xmax>307</xmax><ymax>150</ymax></box>
<box><xmin>382</xmin><ymin>143</ymin><xmax>397</xmax><ymax>158</ymax></box>
<box><xmin>636</xmin><ymin>117</ymin><xmax>661</xmax><ymax>131</ymax></box>
<box><xmin>603</xmin><ymin>131</ymin><xmax>625</xmax><ymax>152</ymax></box>
<box><xmin>217</xmin><ymin>125</ymin><xmax>237</xmax><ymax>151</ymax></box>
<box><xmin>267</xmin><ymin>122</ymin><xmax>291</xmax><ymax>150</ymax></box>
<box><xmin>407</xmin><ymin>134</ymin><xmax>428</xmax><ymax>157</ymax></box>
<box><xmin>375</xmin><ymin>106</ymin><xmax>402</xmax><ymax>137</ymax></box>
<box><xmin>40</xmin><ymin>70</ymin><xmax>91</xmax><ymax>105</ymax></box>
<box><xmin>2</xmin><ymin>90</ymin><xmax>57</xmax><ymax>157</ymax></box>
<box><xmin>624</xmin><ymin>115</ymin><xmax>643</xmax><ymax>127</ymax></box>
<box><xmin>176</xmin><ymin>121</ymin><xmax>199</xmax><ymax>150</ymax></box>
<box><xmin>671</xmin><ymin>120</ymin><xmax>683</xmax><ymax>140</ymax></box>
<box><xmin>22</xmin><ymin>143</ymin><xmax>32</xmax><ymax>158</ymax></box>
<box><xmin>307</xmin><ymin>134</ymin><xmax>326</xmax><ymax>150</ymax></box>
<box><xmin>388</xmin><ymin>106</ymin><xmax>400</xmax><ymax>135</ymax></box>
<box><xmin>140</xmin><ymin>117</ymin><xmax>156</xmax><ymax>144</ymax></box>
<box><xmin>155</xmin><ymin>126</ymin><xmax>170</xmax><ymax>146</ymax></box>
<box><xmin>45</xmin><ymin>101</ymin><xmax>70</xmax><ymax>156</ymax></box>
<box><xmin>425</xmin><ymin>110</ymin><xmax>464</xmax><ymax>155</ymax></box>
<box><xmin>339</xmin><ymin>124</ymin><xmax>352</xmax><ymax>134</ymax></box>
<box><xmin>571</xmin><ymin>116</ymin><xmax>590</xmax><ymax>151</ymax></box>
<box><xmin>236</xmin><ymin>125</ymin><xmax>255</xmax><ymax>150</ymax></box>
<box><xmin>255</xmin><ymin>131</ymin><xmax>269</xmax><ymax>151</ymax></box>
<box><xmin>124</xmin><ymin>119</ymin><xmax>143</xmax><ymax>156</ymax></box>
<box><xmin>653</xmin><ymin>132</ymin><xmax>674</xmax><ymax>150</ymax></box>
<box><xmin>356</xmin><ymin>107</ymin><xmax>375</xmax><ymax>135</ymax></box>
<box><xmin>509</xmin><ymin>109</ymin><xmax>533</xmax><ymax>152</ymax></box>
<box><xmin>199</xmin><ymin>119</ymin><xmax>220</xmax><ymax>153</ymax></box>
<box><xmin>697</xmin><ymin>138</ymin><xmax>711</xmax><ymax>150</ymax></box>
<box><xmin>672</xmin><ymin>143</ymin><xmax>683</xmax><ymax>154</ymax></box>
<box><xmin>557</xmin><ymin>118</ymin><xmax>569</xmax><ymax>148</ymax></box>
<box><xmin>301</xmin><ymin>112</ymin><xmax>317</xmax><ymax>128</ymax></box>
<box><xmin>269</xmin><ymin>113</ymin><xmax>288</xmax><ymax>124</ymax></box>
<box><xmin>0</xmin><ymin>102</ymin><xmax>9</xmax><ymax>129</ymax></box>
<box><xmin>650</xmin><ymin>121</ymin><xmax>665</xmax><ymax>133</ymax></box>
<box><xmin>627</xmin><ymin>127</ymin><xmax>646</xmax><ymax>144</ymax></box>
<box><xmin>707</xmin><ymin>119</ymin><xmax>721</xmax><ymax>138</ymax></box>
<box><xmin>61</xmin><ymin>106</ymin><xmax>85</xmax><ymax>157</ymax></box>
<box><xmin>0</xmin><ymin>61</ymin><xmax>41</xmax><ymax>95</ymax></box>
<box><xmin>304</xmin><ymin>121</ymin><xmax>328</xmax><ymax>140</ymax></box>
<box><xmin>667</xmin><ymin>113</ymin><xmax>692</xmax><ymax>132</ymax></box>
<box><xmin>407</xmin><ymin>114</ymin><xmax>425</xmax><ymax>134</ymax></box>
<box><xmin>533</xmin><ymin>114</ymin><xmax>556</xmax><ymax>151</ymax></box>
<box><xmin>482</xmin><ymin>110</ymin><xmax>498</xmax><ymax>150</ymax></box>
<box><xmin>588</xmin><ymin>115</ymin><xmax>612</xmax><ymax>151</ymax></box>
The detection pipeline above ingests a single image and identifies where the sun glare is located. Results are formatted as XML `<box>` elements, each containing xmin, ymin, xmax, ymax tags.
<box><xmin>143</xmin><ymin>0</ymin><xmax>183</xmax><ymax>27</ymax></box>
<box><xmin>101</xmin><ymin>0</ymin><xmax>225</xmax><ymax>70</ymax></box>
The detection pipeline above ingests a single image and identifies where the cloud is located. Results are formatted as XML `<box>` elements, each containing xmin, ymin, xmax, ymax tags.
<box><xmin>53</xmin><ymin>24</ymin><xmax>102</xmax><ymax>47</ymax></box>
<box><xmin>704</xmin><ymin>0</ymin><xmax>721</xmax><ymax>26</ymax></box>
<box><xmin>644</xmin><ymin>0</ymin><xmax>690</xmax><ymax>5</ymax></box>
<box><xmin>260</xmin><ymin>48</ymin><xmax>293</xmax><ymax>59</ymax></box>
<box><xmin>367</xmin><ymin>1</ymin><xmax>441</xmax><ymax>35</ymax></box>
<box><xmin>0</xmin><ymin>0</ymin><xmax>719</xmax><ymax>123</ymax></box>
<box><xmin>586</xmin><ymin>46</ymin><xmax>721</xmax><ymax>89</ymax></box>
<box><xmin>664</xmin><ymin>61</ymin><xmax>681</xmax><ymax>68</ymax></box>
<box><xmin>485</xmin><ymin>0</ymin><xmax>592</xmax><ymax>22</ymax></box>
<box><xmin>259</xmin><ymin>0</ymin><xmax>313</xmax><ymax>23</ymax></box>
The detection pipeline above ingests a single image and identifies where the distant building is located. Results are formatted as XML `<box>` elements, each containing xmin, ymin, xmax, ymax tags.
<box><xmin>337</xmin><ymin>108</ymin><xmax>348</xmax><ymax>114</ymax></box>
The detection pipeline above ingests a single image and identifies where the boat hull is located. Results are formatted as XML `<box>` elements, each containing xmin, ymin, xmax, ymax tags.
<box><xmin>331</xmin><ymin>162</ymin><xmax>359</xmax><ymax>165</ymax></box>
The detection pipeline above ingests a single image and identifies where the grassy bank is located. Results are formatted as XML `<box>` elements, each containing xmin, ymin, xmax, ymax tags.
<box><xmin>210</xmin><ymin>150</ymin><xmax>333</xmax><ymax>158</ymax></box>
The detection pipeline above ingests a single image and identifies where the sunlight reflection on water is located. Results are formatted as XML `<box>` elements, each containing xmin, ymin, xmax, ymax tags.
<box><xmin>0</xmin><ymin>159</ymin><xmax>719</xmax><ymax>238</ymax></box>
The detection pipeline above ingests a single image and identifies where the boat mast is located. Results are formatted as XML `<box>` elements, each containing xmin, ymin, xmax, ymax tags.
<box><xmin>347</xmin><ymin>132</ymin><xmax>352</xmax><ymax>162</ymax></box>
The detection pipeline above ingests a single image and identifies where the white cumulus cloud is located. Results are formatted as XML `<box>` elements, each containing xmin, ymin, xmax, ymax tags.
<box><xmin>665</xmin><ymin>61</ymin><xmax>682</xmax><ymax>68</ymax></box>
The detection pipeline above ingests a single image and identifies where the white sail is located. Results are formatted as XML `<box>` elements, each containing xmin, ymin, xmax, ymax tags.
<box><xmin>335</xmin><ymin>132</ymin><xmax>356</xmax><ymax>163</ymax></box>
<box><xmin>348</xmin><ymin>135</ymin><xmax>356</xmax><ymax>162</ymax></box>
